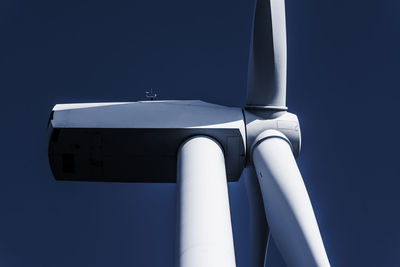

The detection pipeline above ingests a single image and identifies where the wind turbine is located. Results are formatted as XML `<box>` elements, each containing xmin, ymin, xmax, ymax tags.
<box><xmin>47</xmin><ymin>0</ymin><xmax>330</xmax><ymax>266</ymax></box>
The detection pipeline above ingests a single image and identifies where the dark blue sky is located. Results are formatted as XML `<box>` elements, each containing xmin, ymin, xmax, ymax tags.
<box><xmin>1</xmin><ymin>0</ymin><xmax>400</xmax><ymax>266</ymax></box>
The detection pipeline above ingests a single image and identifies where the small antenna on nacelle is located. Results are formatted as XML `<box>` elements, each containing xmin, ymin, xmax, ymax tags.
<box><xmin>145</xmin><ymin>89</ymin><xmax>157</xmax><ymax>101</ymax></box>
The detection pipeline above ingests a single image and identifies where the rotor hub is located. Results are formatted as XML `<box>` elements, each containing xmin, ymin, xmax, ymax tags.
<box><xmin>243</xmin><ymin>109</ymin><xmax>301</xmax><ymax>164</ymax></box>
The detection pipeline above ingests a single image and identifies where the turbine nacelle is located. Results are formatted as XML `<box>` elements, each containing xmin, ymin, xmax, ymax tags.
<box><xmin>48</xmin><ymin>100</ymin><xmax>246</xmax><ymax>182</ymax></box>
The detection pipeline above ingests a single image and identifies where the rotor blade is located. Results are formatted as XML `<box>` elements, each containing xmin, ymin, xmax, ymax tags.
<box><xmin>246</xmin><ymin>0</ymin><xmax>287</xmax><ymax>110</ymax></box>
<box><xmin>244</xmin><ymin>167</ymin><xmax>268</xmax><ymax>267</ymax></box>
<box><xmin>177</xmin><ymin>136</ymin><xmax>236</xmax><ymax>267</ymax></box>
<box><xmin>252</xmin><ymin>132</ymin><xmax>330</xmax><ymax>267</ymax></box>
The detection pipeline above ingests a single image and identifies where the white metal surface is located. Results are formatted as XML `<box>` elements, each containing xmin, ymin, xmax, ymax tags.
<box><xmin>252</xmin><ymin>130</ymin><xmax>330</xmax><ymax>267</ymax></box>
<box><xmin>243</xmin><ymin>167</ymin><xmax>268</xmax><ymax>267</ymax></box>
<box><xmin>48</xmin><ymin>100</ymin><xmax>246</xmax><ymax>182</ymax></box>
<box><xmin>246</xmin><ymin>0</ymin><xmax>287</xmax><ymax>109</ymax></box>
<box><xmin>177</xmin><ymin>136</ymin><xmax>236</xmax><ymax>267</ymax></box>
<box><xmin>244</xmin><ymin>110</ymin><xmax>301</xmax><ymax>157</ymax></box>
<box><xmin>51</xmin><ymin>100</ymin><xmax>245</xmax><ymax>135</ymax></box>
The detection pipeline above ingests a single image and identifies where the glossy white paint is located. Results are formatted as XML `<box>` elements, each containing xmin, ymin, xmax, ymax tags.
<box><xmin>252</xmin><ymin>130</ymin><xmax>330</xmax><ymax>267</ymax></box>
<box><xmin>48</xmin><ymin>100</ymin><xmax>246</xmax><ymax>182</ymax></box>
<box><xmin>246</xmin><ymin>0</ymin><xmax>287</xmax><ymax>110</ymax></box>
<box><xmin>177</xmin><ymin>136</ymin><xmax>236</xmax><ymax>267</ymax></box>
<box><xmin>243</xmin><ymin>167</ymin><xmax>268</xmax><ymax>267</ymax></box>
<box><xmin>51</xmin><ymin>100</ymin><xmax>245</xmax><ymax>136</ymax></box>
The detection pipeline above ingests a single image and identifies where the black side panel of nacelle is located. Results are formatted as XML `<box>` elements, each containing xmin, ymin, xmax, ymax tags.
<box><xmin>48</xmin><ymin>126</ymin><xmax>245</xmax><ymax>183</ymax></box>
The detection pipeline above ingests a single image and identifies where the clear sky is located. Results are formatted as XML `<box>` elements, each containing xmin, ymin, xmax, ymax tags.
<box><xmin>1</xmin><ymin>0</ymin><xmax>400</xmax><ymax>266</ymax></box>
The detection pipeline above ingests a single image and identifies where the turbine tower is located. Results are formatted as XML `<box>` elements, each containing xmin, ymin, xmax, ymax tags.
<box><xmin>47</xmin><ymin>0</ymin><xmax>330</xmax><ymax>266</ymax></box>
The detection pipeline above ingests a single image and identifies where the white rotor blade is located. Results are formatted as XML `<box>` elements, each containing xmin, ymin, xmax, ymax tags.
<box><xmin>177</xmin><ymin>136</ymin><xmax>236</xmax><ymax>267</ymax></box>
<box><xmin>244</xmin><ymin>167</ymin><xmax>269</xmax><ymax>267</ymax></box>
<box><xmin>246</xmin><ymin>0</ymin><xmax>287</xmax><ymax>109</ymax></box>
<box><xmin>252</xmin><ymin>131</ymin><xmax>330</xmax><ymax>267</ymax></box>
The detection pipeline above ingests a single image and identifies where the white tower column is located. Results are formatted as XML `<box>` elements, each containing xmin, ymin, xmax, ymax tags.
<box><xmin>177</xmin><ymin>136</ymin><xmax>236</xmax><ymax>267</ymax></box>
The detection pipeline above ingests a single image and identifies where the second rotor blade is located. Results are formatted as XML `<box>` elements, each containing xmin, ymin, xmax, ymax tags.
<box><xmin>252</xmin><ymin>133</ymin><xmax>330</xmax><ymax>267</ymax></box>
<box><xmin>244</xmin><ymin>167</ymin><xmax>269</xmax><ymax>267</ymax></box>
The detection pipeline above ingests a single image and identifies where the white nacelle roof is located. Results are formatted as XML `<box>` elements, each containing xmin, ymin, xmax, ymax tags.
<box><xmin>52</xmin><ymin>100</ymin><xmax>245</xmax><ymax>134</ymax></box>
